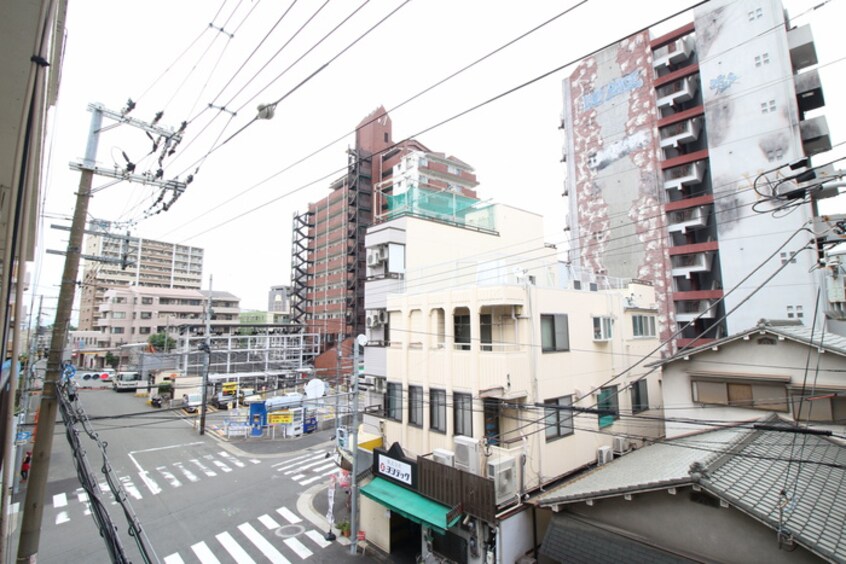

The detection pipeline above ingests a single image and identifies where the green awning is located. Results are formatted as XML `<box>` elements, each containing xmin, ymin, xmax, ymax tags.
<box><xmin>360</xmin><ymin>477</ymin><xmax>460</xmax><ymax>535</ymax></box>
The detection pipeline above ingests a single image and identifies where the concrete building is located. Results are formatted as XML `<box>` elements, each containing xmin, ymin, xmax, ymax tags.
<box><xmin>291</xmin><ymin>107</ymin><xmax>477</xmax><ymax>344</ymax></box>
<box><xmin>78</xmin><ymin>220</ymin><xmax>204</xmax><ymax>331</ymax></box>
<box><xmin>358</xmin><ymin>195</ymin><xmax>663</xmax><ymax>563</ymax></box>
<box><xmin>561</xmin><ymin>0</ymin><xmax>836</xmax><ymax>351</ymax></box>
<box><xmin>95</xmin><ymin>286</ymin><xmax>239</xmax><ymax>349</ymax></box>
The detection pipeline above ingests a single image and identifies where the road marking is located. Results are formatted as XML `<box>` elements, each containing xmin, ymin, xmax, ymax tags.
<box><xmin>238</xmin><ymin>522</ymin><xmax>290</xmax><ymax>564</ymax></box>
<box><xmin>157</xmin><ymin>466</ymin><xmax>182</xmax><ymax>488</ymax></box>
<box><xmin>219</xmin><ymin>451</ymin><xmax>245</xmax><ymax>468</ymax></box>
<box><xmin>174</xmin><ymin>462</ymin><xmax>200</xmax><ymax>482</ymax></box>
<box><xmin>120</xmin><ymin>476</ymin><xmax>143</xmax><ymax>499</ymax></box>
<box><xmin>55</xmin><ymin>511</ymin><xmax>70</xmax><ymax>525</ymax></box>
<box><xmin>284</xmin><ymin>537</ymin><xmax>313</xmax><ymax>560</ymax></box>
<box><xmin>163</xmin><ymin>553</ymin><xmax>185</xmax><ymax>564</ymax></box>
<box><xmin>7</xmin><ymin>502</ymin><xmax>19</xmax><ymax>514</ymax></box>
<box><xmin>191</xmin><ymin>459</ymin><xmax>217</xmax><ymax>477</ymax></box>
<box><xmin>249</xmin><ymin>459</ymin><xmax>261</xmax><ymax>464</ymax></box>
<box><xmin>216</xmin><ymin>531</ymin><xmax>255</xmax><ymax>564</ymax></box>
<box><xmin>271</xmin><ymin>452</ymin><xmax>314</xmax><ymax>468</ymax></box>
<box><xmin>309</xmin><ymin>462</ymin><xmax>336</xmax><ymax>473</ymax></box>
<box><xmin>305</xmin><ymin>530</ymin><xmax>332</xmax><ymax>549</ymax></box>
<box><xmin>138</xmin><ymin>470</ymin><xmax>162</xmax><ymax>495</ymax></box>
<box><xmin>191</xmin><ymin>541</ymin><xmax>221</xmax><ymax>563</ymax></box>
<box><xmin>276</xmin><ymin>506</ymin><xmax>302</xmax><ymax>524</ymax></box>
<box><xmin>212</xmin><ymin>460</ymin><xmax>232</xmax><ymax>473</ymax></box>
<box><xmin>284</xmin><ymin>458</ymin><xmax>329</xmax><ymax>475</ymax></box>
<box><xmin>275</xmin><ymin>453</ymin><xmax>324</xmax><ymax>471</ymax></box>
<box><xmin>76</xmin><ymin>489</ymin><xmax>92</xmax><ymax>515</ymax></box>
<box><xmin>290</xmin><ymin>474</ymin><xmax>305</xmax><ymax>481</ymax></box>
<box><xmin>259</xmin><ymin>514</ymin><xmax>281</xmax><ymax>529</ymax></box>
<box><xmin>299</xmin><ymin>468</ymin><xmax>338</xmax><ymax>486</ymax></box>
<box><xmin>53</xmin><ymin>493</ymin><xmax>67</xmax><ymax>508</ymax></box>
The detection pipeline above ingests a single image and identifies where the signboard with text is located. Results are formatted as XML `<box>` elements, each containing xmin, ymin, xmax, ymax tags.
<box><xmin>268</xmin><ymin>411</ymin><xmax>293</xmax><ymax>424</ymax></box>
<box><xmin>372</xmin><ymin>442</ymin><xmax>418</xmax><ymax>490</ymax></box>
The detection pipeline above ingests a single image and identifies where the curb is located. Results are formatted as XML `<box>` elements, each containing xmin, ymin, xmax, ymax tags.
<box><xmin>298</xmin><ymin>482</ymin><xmax>352</xmax><ymax>547</ymax></box>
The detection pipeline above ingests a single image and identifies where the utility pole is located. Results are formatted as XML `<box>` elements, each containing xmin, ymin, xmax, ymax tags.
<box><xmin>199</xmin><ymin>275</ymin><xmax>213</xmax><ymax>435</ymax></box>
<box><xmin>17</xmin><ymin>103</ymin><xmax>185</xmax><ymax>562</ymax></box>
<box><xmin>349</xmin><ymin>334</ymin><xmax>367</xmax><ymax>555</ymax></box>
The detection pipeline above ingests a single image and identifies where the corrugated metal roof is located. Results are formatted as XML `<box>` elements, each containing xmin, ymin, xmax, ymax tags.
<box><xmin>536</xmin><ymin>424</ymin><xmax>846</xmax><ymax>562</ymax></box>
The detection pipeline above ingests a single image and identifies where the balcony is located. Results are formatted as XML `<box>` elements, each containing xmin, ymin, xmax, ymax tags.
<box><xmin>667</xmin><ymin>205</ymin><xmax>709</xmax><ymax>234</ymax></box>
<box><xmin>652</xmin><ymin>37</ymin><xmax>693</xmax><ymax>73</ymax></box>
<box><xmin>800</xmin><ymin>115</ymin><xmax>831</xmax><ymax>156</ymax></box>
<box><xmin>656</xmin><ymin>76</ymin><xmax>698</xmax><ymax>110</ymax></box>
<box><xmin>663</xmin><ymin>161</ymin><xmax>705</xmax><ymax>191</ymax></box>
<box><xmin>675</xmin><ymin>299</ymin><xmax>717</xmax><ymax>323</ymax></box>
<box><xmin>659</xmin><ymin>117</ymin><xmax>702</xmax><ymax>149</ymax></box>
<box><xmin>795</xmin><ymin>68</ymin><xmax>825</xmax><ymax>116</ymax></box>
<box><xmin>671</xmin><ymin>251</ymin><xmax>714</xmax><ymax>279</ymax></box>
<box><xmin>788</xmin><ymin>24</ymin><xmax>817</xmax><ymax>72</ymax></box>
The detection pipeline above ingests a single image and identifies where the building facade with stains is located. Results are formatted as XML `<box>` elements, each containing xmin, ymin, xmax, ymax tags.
<box><xmin>561</xmin><ymin>0</ymin><xmax>832</xmax><ymax>351</ymax></box>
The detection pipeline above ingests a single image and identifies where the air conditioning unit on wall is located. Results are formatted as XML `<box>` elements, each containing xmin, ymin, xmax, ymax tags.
<box><xmin>597</xmin><ymin>445</ymin><xmax>614</xmax><ymax>465</ymax></box>
<box><xmin>433</xmin><ymin>448</ymin><xmax>455</xmax><ymax>467</ymax></box>
<box><xmin>453</xmin><ymin>436</ymin><xmax>480</xmax><ymax>475</ymax></box>
<box><xmin>613</xmin><ymin>436</ymin><xmax>631</xmax><ymax>456</ymax></box>
<box><xmin>487</xmin><ymin>456</ymin><xmax>517</xmax><ymax>506</ymax></box>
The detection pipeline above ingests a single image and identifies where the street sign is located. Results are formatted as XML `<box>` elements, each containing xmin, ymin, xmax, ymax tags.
<box><xmin>268</xmin><ymin>411</ymin><xmax>293</xmax><ymax>424</ymax></box>
<box><xmin>15</xmin><ymin>431</ymin><xmax>31</xmax><ymax>442</ymax></box>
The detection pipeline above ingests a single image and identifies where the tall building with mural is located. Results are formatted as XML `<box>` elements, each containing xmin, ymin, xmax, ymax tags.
<box><xmin>561</xmin><ymin>0</ymin><xmax>833</xmax><ymax>350</ymax></box>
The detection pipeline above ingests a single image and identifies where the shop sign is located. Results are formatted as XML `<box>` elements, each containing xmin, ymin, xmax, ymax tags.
<box><xmin>268</xmin><ymin>411</ymin><xmax>292</xmax><ymax>424</ymax></box>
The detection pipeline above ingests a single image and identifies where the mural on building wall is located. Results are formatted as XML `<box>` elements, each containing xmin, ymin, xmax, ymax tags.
<box><xmin>567</xmin><ymin>31</ymin><xmax>676</xmax><ymax>349</ymax></box>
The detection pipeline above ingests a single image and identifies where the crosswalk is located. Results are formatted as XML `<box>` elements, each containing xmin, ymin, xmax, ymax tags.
<box><xmin>9</xmin><ymin>451</ymin><xmax>262</xmax><ymax>527</ymax></box>
<box><xmin>272</xmin><ymin>451</ymin><xmax>339</xmax><ymax>487</ymax></box>
<box><xmin>163</xmin><ymin>505</ymin><xmax>333</xmax><ymax>563</ymax></box>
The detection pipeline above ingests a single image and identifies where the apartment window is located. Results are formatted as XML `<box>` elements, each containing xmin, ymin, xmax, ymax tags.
<box><xmin>780</xmin><ymin>251</ymin><xmax>796</xmax><ymax>265</ymax></box>
<box><xmin>112</xmin><ymin>311</ymin><xmax>126</xmax><ymax>319</ymax></box>
<box><xmin>409</xmin><ymin>386</ymin><xmax>423</xmax><ymax>427</ymax></box>
<box><xmin>754</xmin><ymin>53</ymin><xmax>770</xmax><ymax>66</ymax></box>
<box><xmin>430</xmin><ymin>389</ymin><xmax>447</xmax><ymax>432</ymax></box>
<box><xmin>112</xmin><ymin>327</ymin><xmax>125</xmax><ymax>335</ymax></box>
<box><xmin>386</xmin><ymin>383</ymin><xmax>402</xmax><ymax>421</ymax></box>
<box><xmin>632</xmin><ymin>315</ymin><xmax>656</xmax><ymax>338</ymax></box>
<box><xmin>593</xmin><ymin>317</ymin><xmax>613</xmax><ymax>341</ymax></box>
<box><xmin>597</xmin><ymin>386</ymin><xmax>620</xmax><ymax>428</ymax></box>
<box><xmin>139</xmin><ymin>327</ymin><xmax>151</xmax><ymax>335</ymax></box>
<box><xmin>693</xmin><ymin>380</ymin><xmax>788</xmax><ymax>410</ymax></box>
<box><xmin>791</xmin><ymin>390</ymin><xmax>846</xmax><ymax>423</ymax></box>
<box><xmin>480</xmin><ymin>314</ymin><xmax>492</xmax><ymax>351</ymax></box>
<box><xmin>141</xmin><ymin>297</ymin><xmax>153</xmax><ymax>305</ymax></box>
<box><xmin>761</xmin><ymin>99</ymin><xmax>776</xmax><ymax>114</ymax></box>
<box><xmin>631</xmin><ymin>380</ymin><xmax>649</xmax><ymax>413</ymax></box>
<box><xmin>454</xmin><ymin>313</ymin><xmax>471</xmax><ymax>351</ymax></box>
<box><xmin>454</xmin><ymin>392</ymin><xmax>473</xmax><ymax>437</ymax></box>
<box><xmin>748</xmin><ymin>7</ymin><xmax>763</xmax><ymax>21</ymax></box>
<box><xmin>544</xmin><ymin>396</ymin><xmax>574</xmax><ymax>441</ymax></box>
<box><xmin>787</xmin><ymin>305</ymin><xmax>804</xmax><ymax>319</ymax></box>
<box><xmin>541</xmin><ymin>314</ymin><xmax>570</xmax><ymax>352</ymax></box>
<box><xmin>140</xmin><ymin>312</ymin><xmax>152</xmax><ymax>320</ymax></box>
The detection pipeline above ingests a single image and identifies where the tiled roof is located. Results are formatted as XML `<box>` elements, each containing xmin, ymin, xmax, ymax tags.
<box><xmin>536</xmin><ymin>424</ymin><xmax>846</xmax><ymax>562</ymax></box>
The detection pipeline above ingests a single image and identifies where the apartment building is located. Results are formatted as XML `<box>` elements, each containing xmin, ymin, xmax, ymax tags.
<box><xmin>358</xmin><ymin>194</ymin><xmax>662</xmax><ymax>563</ymax></box>
<box><xmin>95</xmin><ymin>286</ymin><xmax>239</xmax><ymax>349</ymax></box>
<box><xmin>78</xmin><ymin>220</ymin><xmax>204</xmax><ymax>331</ymax></box>
<box><xmin>561</xmin><ymin>0</ymin><xmax>834</xmax><ymax>350</ymax></box>
<box><xmin>291</xmin><ymin>107</ymin><xmax>477</xmax><ymax>343</ymax></box>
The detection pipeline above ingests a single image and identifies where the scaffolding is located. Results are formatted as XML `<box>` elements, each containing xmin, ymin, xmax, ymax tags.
<box><xmin>290</xmin><ymin>210</ymin><xmax>314</xmax><ymax>327</ymax></box>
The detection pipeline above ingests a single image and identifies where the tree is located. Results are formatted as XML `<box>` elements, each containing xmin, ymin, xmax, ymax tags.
<box><xmin>148</xmin><ymin>332</ymin><xmax>176</xmax><ymax>352</ymax></box>
<box><xmin>104</xmin><ymin>351</ymin><xmax>119</xmax><ymax>369</ymax></box>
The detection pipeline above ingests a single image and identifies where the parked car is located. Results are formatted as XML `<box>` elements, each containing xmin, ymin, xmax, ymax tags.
<box><xmin>99</xmin><ymin>369</ymin><xmax>115</xmax><ymax>382</ymax></box>
<box><xmin>210</xmin><ymin>392</ymin><xmax>236</xmax><ymax>410</ymax></box>
<box><xmin>182</xmin><ymin>393</ymin><xmax>202</xmax><ymax>413</ymax></box>
<box><xmin>150</xmin><ymin>395</ymin><xmax>164</xmax><ymax>408</ymax></box>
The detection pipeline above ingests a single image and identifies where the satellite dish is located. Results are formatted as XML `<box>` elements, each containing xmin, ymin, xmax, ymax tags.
<box><xmin>305</xmin><ymin>378</ymin><xmax>326</xmax><ymax>399</ymax></box>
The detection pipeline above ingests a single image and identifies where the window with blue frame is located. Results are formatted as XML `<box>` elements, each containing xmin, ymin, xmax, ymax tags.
<box><xmin>597</xmin><ymin>386</ymin><xmax>619</xmax><ymax>428</ymax></box>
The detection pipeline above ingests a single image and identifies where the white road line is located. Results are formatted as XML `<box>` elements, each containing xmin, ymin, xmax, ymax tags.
<box><xmin>219</xmin><ymin>451</ymin><xmax>246</xmax><ymax>468</ymax></box>
<box><xmin>7</xmin><ymin>502</ymin><xmax>19</xmax><ymax>514</ymax></box>
<box><xmin>120</xmin><ymin>476</ymin><xmax>143</xmax><ymax>500</ymax></box>
<box><xmin>157</xmin><ymin>466</ymin><xmax>182</xmax><ymax>488</ymax></box>
<box><xmin>53</xmin><ymin>493</ymin><xmax>67</xmax><ymax>508</ymax></box>
<box><xmin>191</xmin><ymin>459</ymin><xmax>217</xmax><ymax>477</ymax></box>
<box><xmin>138</xmin><ymin>470</ymin><xmax>162</xmax><ymax>495</ymax></box>
<box><xmin>309</xmin><ymin>462</ymin><xmax>337</xmax><ymax>473</ymax></box>
<box><xmin>76</xmin><ymin>489</ymin><xmax>92</xmax><ymax>515</ymax></box>
<box><xmin>290</xmin><ymin>474</ymin><xmax>305</xmax><ymax>481</ymax></box>
<box><xmin>284</xmin><ymin>537</ymin><xmax>313</xmax><ymax>560</ymax></box>
<box><xmin>174</xmin><ymin>462</ymin><xmax>200</xmax><ymax>482</ymax></box>
<box><xmin>276</xmin><ymin>506</ymin><xmax>302</xmax><ymax>524</ymax></box>
<box><xmin>299</xmin><ymin>468</ymin><xmax>338</xmax><ymax>486</ymax></box>
<box><xmin>305</xmin><ymin>530</ymin><xmax>332</xmax><ymax>549</ymax></box>
<box><xmin>238</xmin><ymin>522</ymin><xmax>290</xmax><ymax>564</ymax></box>
<box><xmin>276</xmin><ymin>453</ymin><xmax>326</xmax><ymax>472</ymax></box>
<box><xmin>249</xmin><ymin>458</ymin><xmax>261</xmax><ymax>464</ymax></box>
<box><xmin>163</xmin><ymin>553</ymin><xmax>185</xmax><ymax>564</ymax></box>
<box><xmin>212</xmin><ymin>460</ymin><xmax>232</xmax><ymax>473</ymax></box>
<box><xmin>284</xmin><ymin>458</ymin><xmax>329</xmax><ymax>475</ymax></box>
<box><xmin>55</xmin><ymin>511</ymin><xmax>70</xmax><ymax>525</ymax></box>
<box><xmin>259</xmin><ymin>514</ymin><xmax>281</xmax><ymax>529</ymax></box>
<box><xmin>191</xmin><ymin>541</ymin><xmax>221</xmax><ymax>564</ymax></box>
<box><xmin>271</xmin><ymin>452</ymin><xmax>316</xmax><ymax>468</ymax></box>
<box><xmin>216</xmin><ymin>531</ymin><xmax>255</xmax><ymax>564</ymax></box>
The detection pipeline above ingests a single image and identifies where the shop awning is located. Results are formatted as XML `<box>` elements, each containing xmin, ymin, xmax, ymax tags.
<box><xmin>360</xmin><ymin>477</ymin><xmax>460</xmax><ymax>535</ymax></box>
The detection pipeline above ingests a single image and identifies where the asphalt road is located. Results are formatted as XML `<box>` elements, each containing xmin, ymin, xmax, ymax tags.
<box><xmin>11</xmin><ymin>381</ymin><xmax>361</xmax><ymax>563</ymax></box>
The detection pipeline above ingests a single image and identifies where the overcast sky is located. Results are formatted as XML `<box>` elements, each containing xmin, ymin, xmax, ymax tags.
<box><xmin>29</xmin><ymin>0</ymin><xmax>846</xmax><ymax>317</ymax></box>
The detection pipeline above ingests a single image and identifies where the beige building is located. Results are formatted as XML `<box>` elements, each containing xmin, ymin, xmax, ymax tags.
<box><xmin>359</xmin><ymin>197</ymin><xmax>663</xmax><ymax>563</ymax></box>
<box><xmin>78</xmin><ymin>221</ymin><xmax>204</xmax><ymax>331</ymax></box>
<box><xmin>96</xmin><ymin>286</ymin><xmax>239</xmax><ymax>349</ymax></box>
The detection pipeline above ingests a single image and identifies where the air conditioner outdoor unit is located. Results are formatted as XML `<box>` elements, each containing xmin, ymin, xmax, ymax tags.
<box><xmin>367</xmin><ymin>250</ymin><xmax>383</xmax><ymax>266</ymax></box>
<box><xmin>487</xmin><ymin>456</ymin><xmax>517</xmax><ymax>506</ymax></box>
<box><xmin>432</xmin><ymin>448</ymin><xmax>455</xmax><ymax>467</ymax></box>
<box><xmin>377</xmin><ymin>245</ymin><xmax>389</xmax><ymax>260</ymax></box>
<box><xmin>378</xmin><ymin>309</ymin><xmax>388</xmax><ymax>324</ymax></box>
<box><xmin>363</xmin><ymin>375</ymin><xmax>376</xmax><ymax>387</ymax></box>
<box><xmin>453</xmin><ymin>436</ymin><xmax>480</xmax><ymax>475</ymax></box>
<box><xmin>597</xmin><ymin>445</ymin><xmax>614</xmax><ymax>465</ymax></box>
<box><xmin>373</xmin><ymin>377</ymin><xmax>386</xmax><ymax>393</ymax></box>
<box><xmin>612</xmin><ymin>436</ymin><xmax>631</xmax><ymax>456</ymax></box>
<box><xmin>366</xmin><ymin>314</ymin><xmax>382</xmax><ymax>328</ymax></box>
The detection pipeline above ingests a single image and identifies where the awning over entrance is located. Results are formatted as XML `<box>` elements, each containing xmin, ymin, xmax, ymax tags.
<box><xmin>360</xmin><ymin>477</ymin><xmax>460</xmax><ymax>535</ymax></box>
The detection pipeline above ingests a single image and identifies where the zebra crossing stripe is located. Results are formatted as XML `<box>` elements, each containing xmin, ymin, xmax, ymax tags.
<box><xmin>290</xmin><ymin>474</ymin><xmax>305</xmax><ymax>481</ymax></box>
<box><xmin>258</xmin><ymin>514</ymin><xmax>280</xmax><ymax>530</ymax></box>
<box><xmin>53</xmin><ymin>493</ymin><xmax>67</xmax><ymax>508</ymax></box>
<box><xmin>284</xmin><ymin>457</ymin><xmax>329</xmax><ymax>475</ymax></box>
<box><xmin>76</xmin><ymin>489</ymin><xmax>91</xmax><ymax>515</ymax></box>
<box><xmin>157</xmin><ymin>466</ymin><xmax>182</xmax><ymax>488</ymax></box>
<box><xmin>309</xmin><ymin>462</ymin><xmax>336</xmax><ymax>473</ymax></box>
<box><xmin>219</xmin><ymin>451</ymin><xmax>246</xmax><ymax>468</ymax></box>
<box><xmin>216</xmin><ymin>531</ymin><xmax>255</xmax><ymax>564</ymax></box>
<box><xmin>212</xmin><ymin>460</ymin><xmax>232</xmax><ymax>473</ymax></box>
<box><xmin>8</xmin><ymin>502</ymin><xmax>19</xmax><ymax>514</ymax></box>
<box><xmin>275</xmin><ymin>506</ymin><xmax>301</xmax><ymax>524</ymax></box>
<box><xmin>174</xmin><ymin>462</ymin><xmax>199</xmax><ymax>482</ymax></box>
<box><xmin>276</xmin><ymin>453</ymin><xmax>325</xmax><ymax>472</ymax></box>
<box><xmin>138</xmin><ymin>470</ymin><xmax>162</xmax><ymax>495</ymax></box>
<box><xmin>191</xmin><ymin>459</ymin><xmax>217</xmax><ymax>477</ymax></box>
<box><xmin>238</xmin><ymin>522</ymin><xmax>291</xmax><ymax>564</ymax></box>
<box><xmin>272</xmin><ymin>452</ymin><xmax>316</xmax><ymax>468</ymax></box>
<box><xmin>305</xmin><ymin>530</ymin><xmax>332</xmax><ymax>549</ymax></box>
<box><xmin>55</xmin><ymin>511</ymin><xmax>69</xmax><ymax>525</ymax></box>
<box><xmin>284</xmin><ymin>537</ymin><xmax>313</xmax><ymax>560</ymax></box>
<box><xmin>191</xmin><ymin>540</ymin><xmax>221</xmax><ymax>563</ymax></box>
<box><xmin>163</xmin><ymin>553</ymin><xmax>185</xmax><ymax>564</ymax></box>
<box><xmin>120</xmin><ymin>476</ymin><xmax>143</xmax><ymax>499</ymax></box>
<box><xmin>299</xmin><ymin>468</ymin><xmax>338</xmax><ymax>486</ymax></box>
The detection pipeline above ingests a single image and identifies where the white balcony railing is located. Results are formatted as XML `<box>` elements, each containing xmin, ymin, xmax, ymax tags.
<box><xmin>659</xmin><ymin>117</ymin><xmax>702</xmax><ymax>149</ymax></box>
<box><xmin>663</xmin><ymin>161</ymin><xmax>705</xmax><ymax>191</ymax></box>
<box><xmin>671</xmin><ymin>251</ymin><xmax>713</xmax><ymax>279</ymax></box>
<box><xmin>675</xmin><ymin>299</ymin><xmax>717</xmax><ymax>322</ymax></box>
<box><xmin>667</xmin><ymin>205</ymin><xmax>709</xmax><ymax>234</ymax></box>
<box><xmin>656</xmin><ymin>76</ymin><xmax>698</xmax><ymax>110</ymax></box>
<box><xmin>652</xmin><ymin>37</ymin><xmax>693</xmax><ymax>72</ymax></box>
